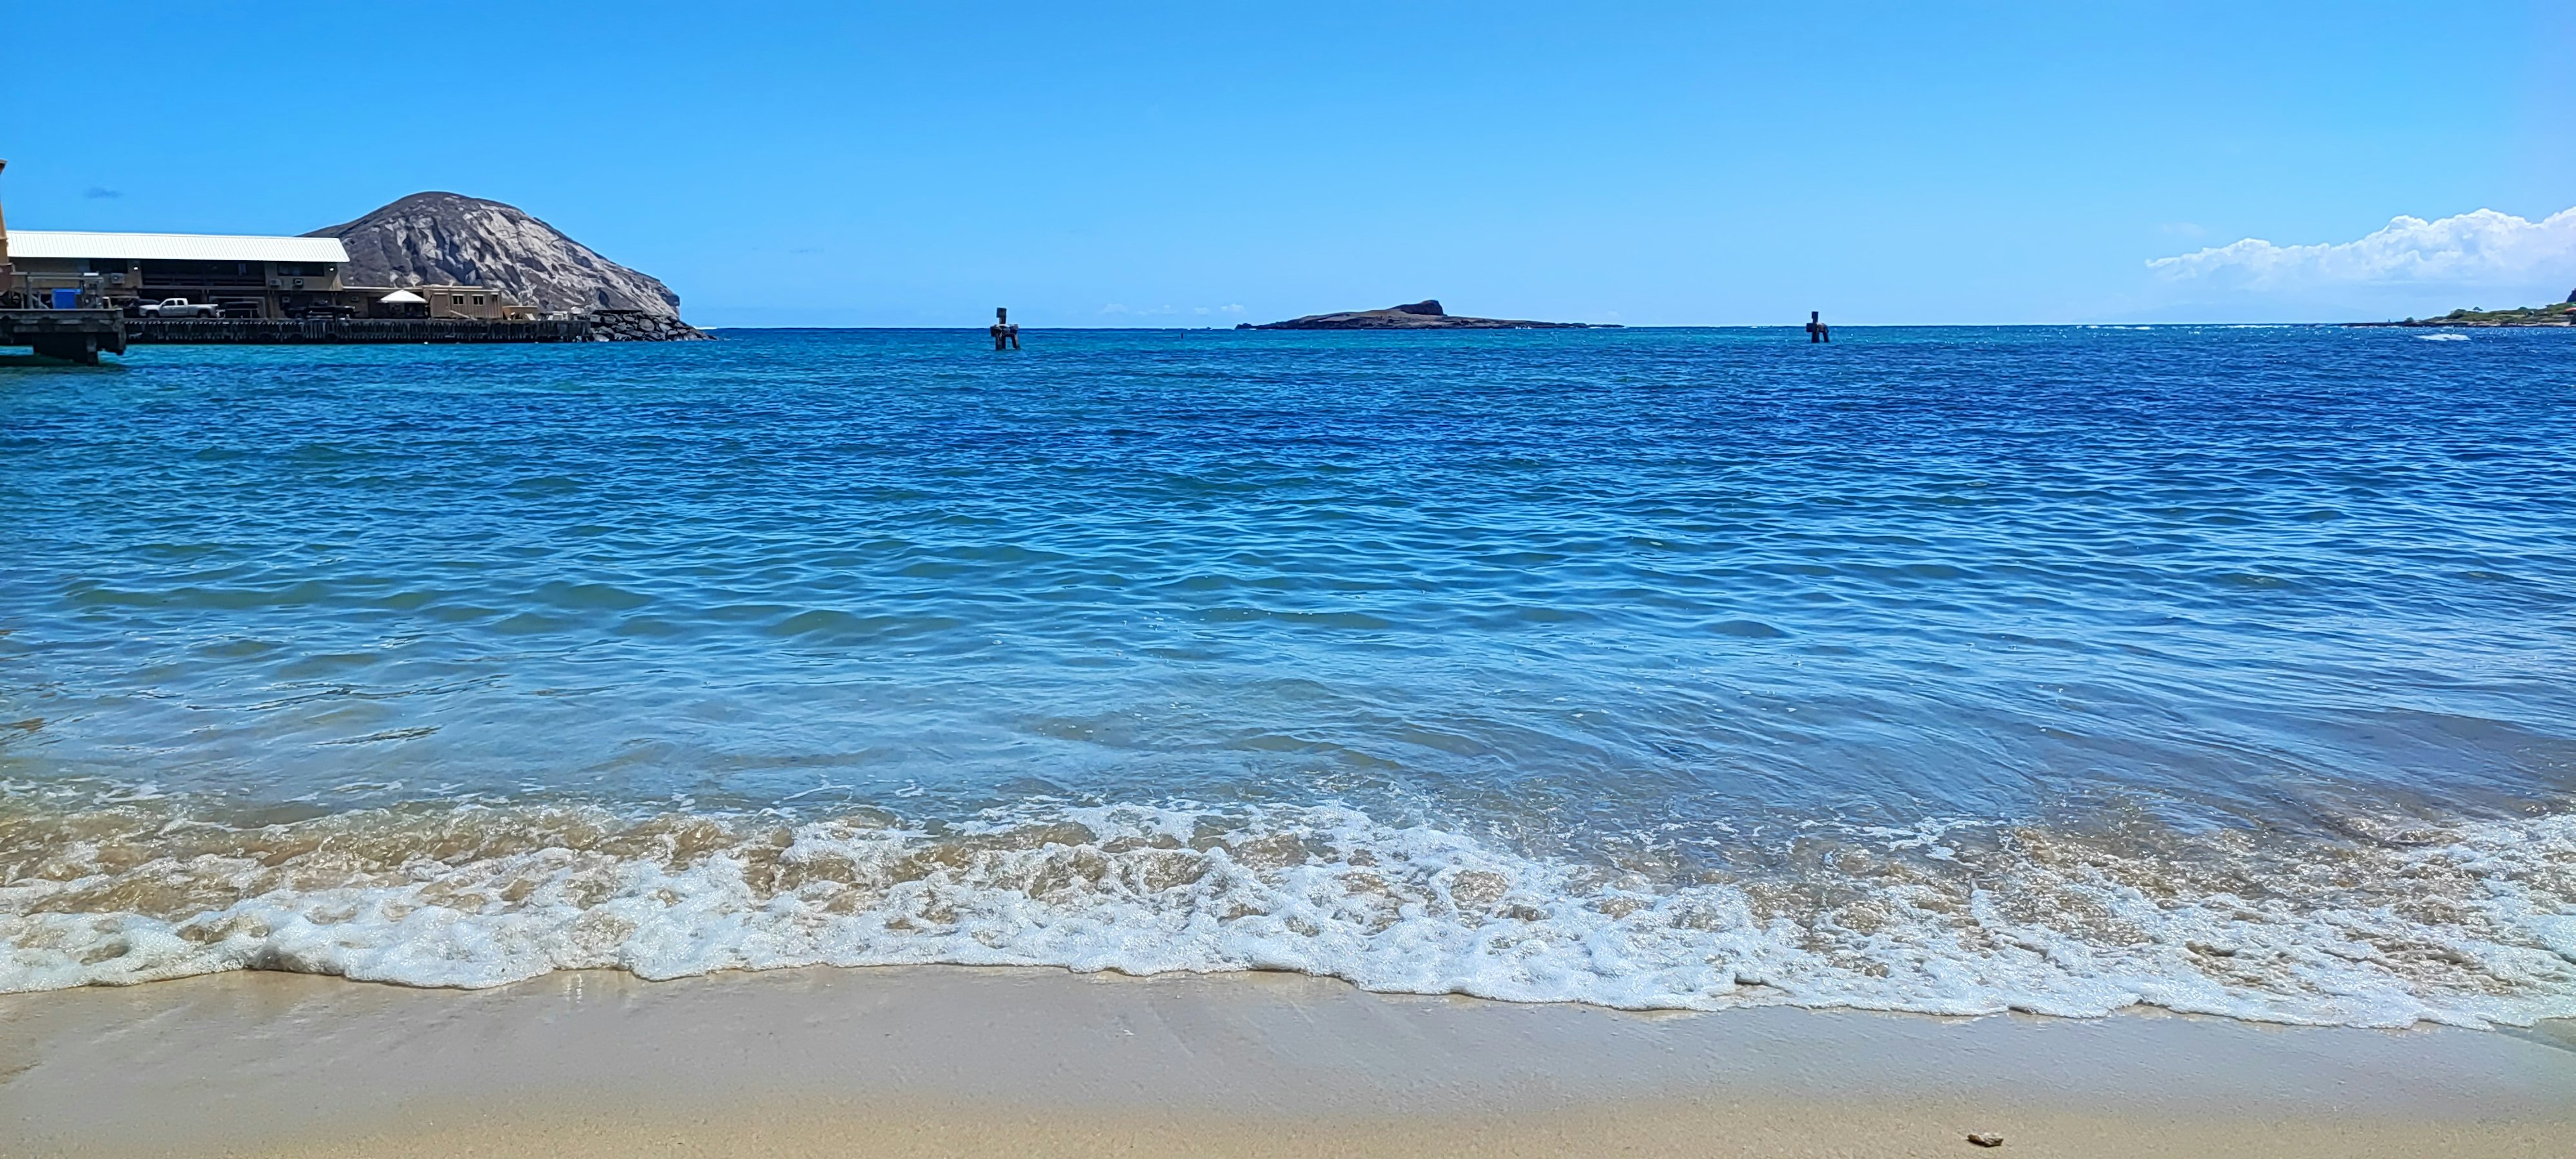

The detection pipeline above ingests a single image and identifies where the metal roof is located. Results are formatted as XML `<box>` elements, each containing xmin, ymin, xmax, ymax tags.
<box><xmin>3</xmin><ymin>230</ymin><xmax>350</xmax><ymax>264</ymax></box>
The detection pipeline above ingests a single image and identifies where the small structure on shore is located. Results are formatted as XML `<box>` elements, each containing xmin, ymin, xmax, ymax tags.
<box><xmin>400</xmin><ymin>285</ymin><xmax>537</xmax><ymax>321</ymax></box>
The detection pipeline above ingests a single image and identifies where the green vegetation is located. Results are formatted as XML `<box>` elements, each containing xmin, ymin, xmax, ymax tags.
<box><xmin>2392</xmin><ymin>298</ymin><xmax>2576</xmax><ymax>327</ymax></box>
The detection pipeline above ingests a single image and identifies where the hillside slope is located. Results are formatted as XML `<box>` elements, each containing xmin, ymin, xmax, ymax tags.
<box><xmin>307</xmin><ymin>192</ymin><xmax>691</xmax><ymax>321</ymax></box>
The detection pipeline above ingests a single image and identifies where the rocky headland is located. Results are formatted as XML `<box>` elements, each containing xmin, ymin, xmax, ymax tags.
<box><xmin>2354</xmin><ymin>290</ymin><xmax>2576</xmax><ymax>328</ymax></box>
<box><xmin>1241</xmin><ymin>300</ymin><xmax>1609</xmax><ymax>330</ymax></box>
<box><xmin>307</xmin><ymin>192</ymin><xmax>710</xmax><ymax>341</ymax></box>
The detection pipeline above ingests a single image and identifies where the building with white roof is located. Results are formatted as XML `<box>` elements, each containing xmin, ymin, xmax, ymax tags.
<box><xmin>5</xmin><ymin>229</ymin><xmax>352</xmax><ymax>318</ymax></box>
<box><xmin>0</xmin><ymin>163</ymin><xmax>520</xmax><ymax>323</ymax></box>
<box><xmin>5</xmin><ymin>230</ymin><xmax>348</xmax><ymax>266</ymax></box>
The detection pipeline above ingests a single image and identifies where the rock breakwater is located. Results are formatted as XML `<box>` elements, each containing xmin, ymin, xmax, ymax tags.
<box><xmin>590</xmin><ymin>309</ymin><xmax>712</xmax><ymax>342</ymax></box>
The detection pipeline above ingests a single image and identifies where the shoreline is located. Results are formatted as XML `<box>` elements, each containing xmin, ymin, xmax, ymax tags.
<box><xmin>5</xmin><ymin>966</ymin><xmax>2572</xmax><ymax>1158</ymax></box>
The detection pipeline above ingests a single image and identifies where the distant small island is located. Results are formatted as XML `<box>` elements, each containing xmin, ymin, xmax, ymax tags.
<box><xmin>2353</xmin><ymin>290</ymin><xmax>2576</xmax><ymax>328</ymax></box>
<box><xmin>1239</xmin><ymin>300</ymin><xmax>1612</xmax><ymax>330</ymax></box>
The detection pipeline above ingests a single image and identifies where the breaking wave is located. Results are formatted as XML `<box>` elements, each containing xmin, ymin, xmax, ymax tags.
<box><xmin>4</xmin><ymin>796</ymin><xmax>2571</xmax><ymax>1029</ymax></box>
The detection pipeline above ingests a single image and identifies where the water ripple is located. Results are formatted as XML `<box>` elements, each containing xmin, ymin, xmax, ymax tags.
<box><xmin>3</xmin><ymin>327</ymin><xmax>2574</xmax><ymax>1020</ymax></box>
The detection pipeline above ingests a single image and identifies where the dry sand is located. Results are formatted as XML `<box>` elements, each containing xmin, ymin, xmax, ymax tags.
<box><xmin>3</xmin><ymin>965</ymin><xmax>2572</xmax><ymax>1158</ymax></box>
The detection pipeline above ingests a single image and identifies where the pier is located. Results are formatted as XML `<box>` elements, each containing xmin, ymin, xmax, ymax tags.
<box><xmin>126</xmin><ymin>317</ymin><xmax>592</xmax><ymax>345</ymax></box>
<box><xmin>0</xmin><ymin>309</ymin><xmax>127</xmax><ymax>364</ymax></box>
<box><xmin>1</xmin><ymin>313</ymin><xmax>592</xmax><ymax>360</ymax></box>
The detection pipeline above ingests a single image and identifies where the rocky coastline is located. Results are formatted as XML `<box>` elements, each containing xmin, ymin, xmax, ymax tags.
<box><xmin>2352</xmin><ymin>291</ymin><xmax>2576</xmax><ymax>328</ymax></box>
<box><xmin>1241</xmin><ymin>299</ymin><xmax>1609</xmax><ymax>330</ymax></box>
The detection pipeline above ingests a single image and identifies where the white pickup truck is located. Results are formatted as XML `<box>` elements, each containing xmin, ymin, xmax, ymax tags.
<box><xmin>137</xmin><ymin>297</ymin><xmax>217</xmax><ymax>318</ymax></box>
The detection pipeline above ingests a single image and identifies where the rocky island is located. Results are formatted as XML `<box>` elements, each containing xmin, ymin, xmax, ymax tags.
<box><xmin>1240</xmin><ymin>300</ymin><xmax>1609</xmax><ymax>330</ymax></box>
<box><xmin>307</xmin><ymin>192</ymin><xmax>710</xmax><ymax>341</ymax></box>
<box><xmin>2355</xmin><ymin>290</ymin><xmax>2576</xmax><ymax>328</ymax></box>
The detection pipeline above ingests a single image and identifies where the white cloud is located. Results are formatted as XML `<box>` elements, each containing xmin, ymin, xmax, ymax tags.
<box><xmin>2147</xmin><ymin>205</ymin><xmax>2576</xmax><ymax>288</ymax></box>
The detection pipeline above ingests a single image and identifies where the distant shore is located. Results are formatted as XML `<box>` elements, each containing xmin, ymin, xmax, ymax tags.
<box><xmin>2349</xmin><ymin>301</ymin><xmax>2576</xmax><ymax>328</ymax></box>
<box><xmin>5</xmin><ymin>967</ymin><xmax>2572</xmax><ymax>1158</ymax></box>
<box><xmin>1242</xmin><ymin>299</ymin><xmax>1611</xmax><ymax>330</ymax></box>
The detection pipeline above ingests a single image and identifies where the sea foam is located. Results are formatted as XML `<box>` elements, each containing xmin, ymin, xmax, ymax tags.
<box><xmin>3</xmin><ymin>798</ymin><xmax>2571</xmax><ymax>1029</ymax></box>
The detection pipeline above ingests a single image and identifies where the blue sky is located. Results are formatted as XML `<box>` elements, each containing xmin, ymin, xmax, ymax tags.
<box><xmin>6</xmin><ymin>2</ymin><xmax>2569</xmax><ymax>326</ymax></box>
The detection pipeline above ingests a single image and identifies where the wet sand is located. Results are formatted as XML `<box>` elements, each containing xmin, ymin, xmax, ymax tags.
<box><xmin>3</xmin><ymin>966</ymin><xmax>2572</xmax><ymax>1158</ymax></box>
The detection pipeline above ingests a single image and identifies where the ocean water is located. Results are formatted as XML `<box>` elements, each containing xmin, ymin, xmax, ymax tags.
<box><xmin>4</xmin><ymin>326</ymin><xmax>2573</xmax><ymax>1029</ymax></box>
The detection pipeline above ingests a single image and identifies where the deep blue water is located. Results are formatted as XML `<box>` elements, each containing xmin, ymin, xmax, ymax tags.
<box><xmin>3</xmin><ymin>327</ymin><xmax>2573</xmax><ymax>1026</ymax></box>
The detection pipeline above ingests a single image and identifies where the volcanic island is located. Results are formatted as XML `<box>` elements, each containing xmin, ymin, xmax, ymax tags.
<box><xmin>1239</xmin><ymin>300</ymin><xmax>1611</xmax><ymax>329</ymax></box>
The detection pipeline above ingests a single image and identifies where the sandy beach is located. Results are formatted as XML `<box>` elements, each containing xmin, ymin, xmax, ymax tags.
<box><xmin>1</xmin><ymin>966</ymin><xmax>2569</xmax><ymax>1158</ymax></box>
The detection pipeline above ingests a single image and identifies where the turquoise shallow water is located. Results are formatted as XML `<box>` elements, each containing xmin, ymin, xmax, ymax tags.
<box><xmin>3</xmin><ymin>327</ymin><xmax>2573</xmax><ymax>1025</ymax></box>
